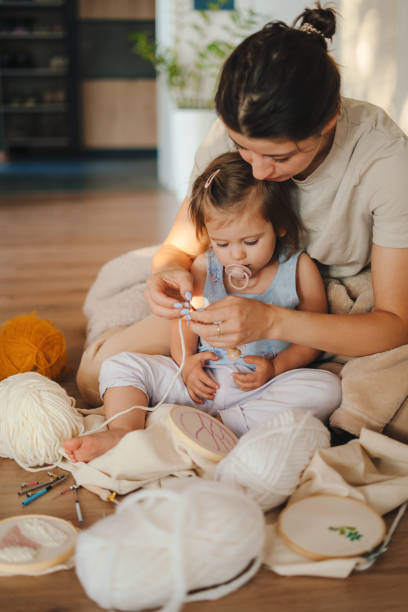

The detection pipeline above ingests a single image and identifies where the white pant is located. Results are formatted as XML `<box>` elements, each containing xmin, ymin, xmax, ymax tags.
<box><xmin>99</xmin><ymin>352</ymin><xmax>342</xmax><ymax>437</ymax></box>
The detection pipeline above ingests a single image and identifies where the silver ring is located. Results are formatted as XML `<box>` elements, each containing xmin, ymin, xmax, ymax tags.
<box><xmin>217</xmin><ymin>324</ymin><xmax>222</xmax><ymax>337</ymax></box>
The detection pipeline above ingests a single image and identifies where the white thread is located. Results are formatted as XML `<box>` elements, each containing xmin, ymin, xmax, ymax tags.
<box><xmin>19</xmin><ymin>518</ymin><xmax>68</xmax><ymax>547</ymax></box>
<box><xmin>81</xmin><ymin>317</ymin><xmax>187</xmax><ymax>437</ymax></box>
<box><xmin>0</xmin><ymin>546</ymin><xmax>37</xmax><ymax>563</ymax></box>
<box><xmin>215</xmin><ymin>409</ymin><xmax>331</xmax><ymax>510</ymax></box>
<box><xmin>224</xmin><ymin>264</ymin><xmax>252</xmax><ymax>290</ymax></box>
<box><xmin>75</xmin><ymin>479</ymin><xmax>265</xmax><ymax>611</ymax></box>
<box><xmin>0</xmin><ymin>371</ymin><xmax>85</xmax><ymax>471</ymax></box>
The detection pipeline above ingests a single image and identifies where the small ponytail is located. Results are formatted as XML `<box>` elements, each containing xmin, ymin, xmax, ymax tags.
<box><xmin>295</xmin><ymin>2</ymin><xmax>337</xmax><ymax>50</ymax></box>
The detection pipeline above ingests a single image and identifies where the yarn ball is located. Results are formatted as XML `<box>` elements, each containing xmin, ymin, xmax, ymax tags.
<box><xmin>0</xmin><ymin>313</ymin><xmax>66</xmax><ymax>381</ymax></box>
<box><xmin>75</xmin><ymin>479</ymin><xmax>265</xmax><ymax>611</ymax></box>
<box><xmin>215</xmin><ymin>410</ymin><xmax>331</xmax><ymax>511</ymax></box>
<box><xmin>0</xmin><ymin>371</ymin><xmax>84</xmax><ymax>470</ymax></box>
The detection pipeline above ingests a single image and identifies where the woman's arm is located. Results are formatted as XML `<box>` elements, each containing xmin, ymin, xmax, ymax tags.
<box><xmin>145</xmin><ymin>197</ymin><xmax>206</xmax><ymax>318</ymax></box>
<box><xmin>189</xmin><ymin>245</ymin><xmax>408</xmax><ymax>357</ymax></box>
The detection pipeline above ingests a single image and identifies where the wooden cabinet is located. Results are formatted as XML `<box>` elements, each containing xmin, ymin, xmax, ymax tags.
<box><xmin>0</xmin><ymin>0</ymin><xmax>78</xmax><ymax>156</ymax></box>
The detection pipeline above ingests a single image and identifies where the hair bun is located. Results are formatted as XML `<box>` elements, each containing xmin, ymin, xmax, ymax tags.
<box><xmin>295</xmin><ymin>2</ymin><xmax>337</xmax><ymax>42</ymax></box>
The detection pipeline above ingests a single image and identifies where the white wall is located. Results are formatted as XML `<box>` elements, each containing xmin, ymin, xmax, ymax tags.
<box><xmin>339</xmin><ymin>0</ymin><xmax>408</xmax><ymax>132</ymax></box>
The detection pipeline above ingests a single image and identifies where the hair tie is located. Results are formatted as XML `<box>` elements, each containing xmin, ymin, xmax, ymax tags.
<box><xmin>299</xmin><ymin>23</ymin><xmax>325</xmax><ymax>38</ymax></box>
<box><xmin>204</xmin><ymin>169</ymin><xmax>221</xmax><ymax>189</ymax></box>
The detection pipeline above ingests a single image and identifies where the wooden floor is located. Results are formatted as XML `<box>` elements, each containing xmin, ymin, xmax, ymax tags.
<box><xmin>1</xmin><ymin>189</ymin><xmax>407</xmax><ymax>612</ymax></box>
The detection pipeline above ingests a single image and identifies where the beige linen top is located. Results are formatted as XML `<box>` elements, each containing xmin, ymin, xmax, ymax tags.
<box><xmin>187</xmin><ymin>98</ymin><xmax>408</xmax><ymax>278</ymax></box>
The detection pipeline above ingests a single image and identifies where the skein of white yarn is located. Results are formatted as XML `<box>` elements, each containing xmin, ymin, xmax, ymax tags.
<box><xmin>215</xmin><ymin>409</ymin><xmax>331</xmax><ymax>511</ymax></box>
<box><xmin>0</xmin><ymin>371</ymin><xmax>84</xmax><ymax>471</ymax></box>
<box><xmin>75</xmin><ymin>479</ymin><xmax>265</xmax><ymax>612</ymax></box>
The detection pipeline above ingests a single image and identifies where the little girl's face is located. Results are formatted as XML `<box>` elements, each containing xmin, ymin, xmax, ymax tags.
<box><xmin>204</xmin><ymin>201</ymin><xmax>280</xmax><ymax>277</ymax></box>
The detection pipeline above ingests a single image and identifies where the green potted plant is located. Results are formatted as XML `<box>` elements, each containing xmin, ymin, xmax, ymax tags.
<box><xmin>129</xmin><ymin>1</ymin><xmax>262</xmax><ymax>201</ymax></box>
<box><xmin>129</xmin><ymin>2</ymin><xmax>259</xmax><ymax>109</ymax></box>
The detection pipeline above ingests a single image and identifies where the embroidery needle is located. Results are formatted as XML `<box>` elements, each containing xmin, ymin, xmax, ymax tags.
<box><xmin>73</xmin><ymin>486</ymin><xmax>83</xmax><ymax>522</ymax></box>
<box><xmin>53</xmin><ymin>485</ymin><xmax>76</xmax><ymax>499</ymax></box>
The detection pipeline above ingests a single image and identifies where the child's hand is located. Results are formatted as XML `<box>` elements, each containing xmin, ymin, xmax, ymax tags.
<box><xmin>232</xmin><ymin>355</ymin><xmax>275</xmax><ymax>391</ymax></box>
<box><xmin>182</xmin><ymin>352</ymin><xmax>219</xmax><ymax>404</ymax></box>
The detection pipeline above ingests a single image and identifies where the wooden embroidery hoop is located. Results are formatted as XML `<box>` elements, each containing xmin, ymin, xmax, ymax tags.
<box><xmin>0</xmin><ymin>514</ymin><xmax>77</xmax><ymax>574</ymax></box>
<box><xmin>168</xmin><ymin>405</ymin><xmax>238</xmax><ymax>462</ymax></box>
<box><xmin>277</xmin><ymin>495</ymin><xmax>386</xmax><ymax>561</ymax></box>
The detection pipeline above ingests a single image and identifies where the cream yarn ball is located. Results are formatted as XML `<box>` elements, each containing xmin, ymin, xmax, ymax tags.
<box><xmin>75</xmin><ymin>479</ymin><xmax>265</xmax><ymax>612</ymax></box>
<box><xmin>0</xmin><ymin>371</ymin><xmax>84</xmax><ymax>470</ymax></box>
<box><xmin>215</xmin><ymin>409</ymin><xmax>331</xmax><ymax>511</ymax></box>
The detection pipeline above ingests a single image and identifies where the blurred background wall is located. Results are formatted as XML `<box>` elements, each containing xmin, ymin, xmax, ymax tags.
<box><xmin>0</xmin><ymin>0</ymin><xmax>407</xmax><ymax>199</ymax></box>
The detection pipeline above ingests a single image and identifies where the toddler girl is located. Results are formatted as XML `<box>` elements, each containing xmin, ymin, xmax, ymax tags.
<box><xmin>64</xmin><ymin>152</ymin><xmax>341</xmax><ymax>462</ymax></box>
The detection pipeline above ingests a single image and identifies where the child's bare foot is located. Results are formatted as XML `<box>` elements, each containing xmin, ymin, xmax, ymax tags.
<box><xmin>62</xmin><ymin>429</ymin><xmax>130</xmax><ymax>463</ymax></box>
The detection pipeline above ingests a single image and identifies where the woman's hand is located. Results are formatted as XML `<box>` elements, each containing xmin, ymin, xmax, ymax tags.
<box><xmin>145</xmin><ymin>267</ymin><xmax>194</xmax><ymax>319</ymax></box>
<box><xmin>232</xmin><ymin>356</ymin><xmax>275</xmax><ymax>391</ymax></box>
<box><xmin>189</xmin><ymin>296</ymin><xmax>277</xmax><ymax>347</ymax></box>
<box><xmin>182</xmin><ymin>352</ymin><xmax>219</xmax><ymax>404</ymax></box>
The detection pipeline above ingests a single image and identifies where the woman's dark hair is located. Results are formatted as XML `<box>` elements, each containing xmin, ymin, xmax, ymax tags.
<box><xmin>189</xmin><ymin>152</ymin><xmax>301</xmax><ymax>259</ymax></box>
<box><xmin>215</xmin><ymin>3</ymin><xmax>340</xmax><ymax>141</ymax></box>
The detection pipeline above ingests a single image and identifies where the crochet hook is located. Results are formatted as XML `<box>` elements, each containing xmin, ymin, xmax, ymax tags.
<box><xmin>21</xmin><ymin>476</ymin><xmax>68</xmax><ymax>506</ymax></box>
<box><xmin>18</xmin><ymin>475</ymin><xmax>66</xmax><ymax>496</ymax></box>
<box><xmin>21</xmin><ymin>487</ymin><xmax>51</xmax><ymax>506</ymax></box>
<box><xmin>356</xmin><ymin>502</ymin><xmax>408</xmax><ymax>570</ymax></box>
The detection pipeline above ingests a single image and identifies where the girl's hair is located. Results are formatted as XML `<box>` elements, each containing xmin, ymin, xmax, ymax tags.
<box><xmin>215</xmin><ymin>3</ymin><xmax>340</xmax><ymax>141</ymax></box>
<box><xmin>189</xmin><ymin>152</ymin><xmax>301</xmax><ymax>259</ymax></box>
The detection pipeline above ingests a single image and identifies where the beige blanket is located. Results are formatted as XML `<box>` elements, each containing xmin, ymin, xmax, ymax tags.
<box><xmin>321</xmin><ymin>273</ymin><xmax>408</xmax><ymax>443</ymax></box>
<box><xmin>83</xmin><ymin>249</ymin><xmax>408</xmax><ymax>442</ymax></box>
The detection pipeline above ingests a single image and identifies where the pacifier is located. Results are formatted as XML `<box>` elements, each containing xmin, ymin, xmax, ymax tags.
<box><xmin>225</xmin><ymin>264</ymin><xmax>252</xmax><ymax>290</ymax></box>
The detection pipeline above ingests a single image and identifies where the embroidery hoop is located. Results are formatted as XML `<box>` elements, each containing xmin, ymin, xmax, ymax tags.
<box><xmin>277</xmin><ymin>495</ymin><xmax>386</xmax><ymax>561</ymax></box>
<box><xmin>0</xmin><ymin>514</ymin><xmax>77</xmax><ymax>574</ymax></box>
<box><xmin>168</xmin><ymin>405</ymin><xmax>238</xmax><ymax>462</ymax></box>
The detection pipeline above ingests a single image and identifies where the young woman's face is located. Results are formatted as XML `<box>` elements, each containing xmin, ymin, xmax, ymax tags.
<box><xmin>227</xmin><ymin>127</ymin><xmax>330</xmax><ymax>182</ymax></box>
<box><xmin>204</xmin><ymin>200</ymin><xmax>279</xmax><ymax>277</ymax></box>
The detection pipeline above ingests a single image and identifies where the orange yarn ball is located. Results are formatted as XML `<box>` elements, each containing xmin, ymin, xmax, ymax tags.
<box><xmin>0</xmin><ymin>313</ymin><xmax>66</xmax><ymax>381</ymax></box>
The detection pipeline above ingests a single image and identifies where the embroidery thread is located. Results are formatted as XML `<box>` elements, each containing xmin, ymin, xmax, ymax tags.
<box><xmin>329</xmin><ymin>526</ymin><xmax>363</xmax><ymax>541</ymax></box>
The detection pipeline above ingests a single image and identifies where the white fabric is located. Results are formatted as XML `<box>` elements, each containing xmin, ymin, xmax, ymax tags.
<box><xmin>263</xmin><ymin>428</ymin><xmax>408</xmax><ymax>578</ymax></box>
<box><xmin>187</xmin><ymin>97</ymin><xmax>408</xmax><ymax>278</ymax></box>
<box><xmin>99</xmin><ymin>352</ymin><xmax>341</xmax><ymax>437</ymax></box>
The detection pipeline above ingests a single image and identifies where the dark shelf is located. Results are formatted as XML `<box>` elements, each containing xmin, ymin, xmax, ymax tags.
<box><xmin>0</xmin><ymin>32</ymin><xmax>65</xmax><ymax>39</ymax></box>
<box><xmin>0</xmin><ymin>0</ymin><xmax>79</xmax><ymax>155</ymax></box>
<box><xmin>0</xmin><ymin>68</ymin><xmax>67</xmax><ymax>76</ymax></box>
<box><xmin>1</xmin><ymin>104</ymin><xmax>68</xmax><ymax>112</ymax></box>
<box><xmin>0</xmin><ymin>1</ymin><xmax>65</xmax><ymax>8</ymax></box>
<box><xmin>5</xmin><ymin>136</ymin><xmax>70</xmax><ymax>146</ymax></box>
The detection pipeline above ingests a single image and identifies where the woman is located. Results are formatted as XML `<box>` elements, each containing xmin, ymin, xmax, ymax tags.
<box><xmin>77</xmin><ymin>3</ymin><xmax>408</xmax><ymax>406</ymax></box>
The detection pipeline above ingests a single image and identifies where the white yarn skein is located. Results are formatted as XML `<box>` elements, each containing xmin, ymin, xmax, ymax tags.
<box><xmin>0</xmin><ymin>371</ymin><xmax>84</xmax><ymax>471</ymax></box>
<box><xmin>0</xmin><ymin>320</ymin><xmax>187</xmax><ymax>470</ymax></box>
<box><xmin>75</xmin><ymin>479</ymin><xmax>265</xmax><ymax>612</ymax></box>
<box><xmin>215</xmin><ymin>409</ymin><xmax>331</xmax><ymax>511</ymax></box>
